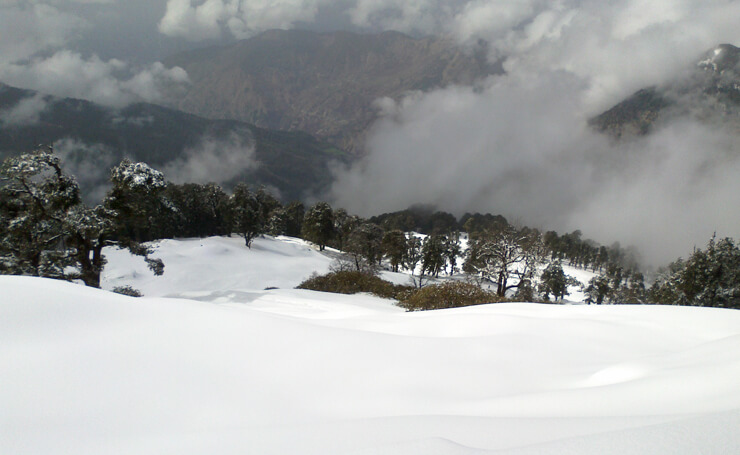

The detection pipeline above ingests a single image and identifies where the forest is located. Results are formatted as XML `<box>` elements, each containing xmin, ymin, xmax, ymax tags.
<box><xmin>1</xmin><ymin>146</ymin><xmax>739</xmax><ymax>309</ymax></box>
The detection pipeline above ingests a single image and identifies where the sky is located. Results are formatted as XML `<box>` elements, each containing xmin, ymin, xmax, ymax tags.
<box><xmin>1</xmin><ymin>0</ymin><xmax>740</xmax><ymax>264</ymax></box>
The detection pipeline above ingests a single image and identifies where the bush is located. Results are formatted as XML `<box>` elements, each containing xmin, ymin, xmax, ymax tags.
<box><xmin>399</xmin><ymin>281</ymin><xmax>503</xmax><ymax>311</ymax></box>
<box><xmin>112</xmin><ymin>285</ymin><xmax>143</xmax><ymax>297</ymax></box>
<box><xmin>297</xmin><ymin>271</ymin><xmax>413</xmax><ymax>299</ymax></box>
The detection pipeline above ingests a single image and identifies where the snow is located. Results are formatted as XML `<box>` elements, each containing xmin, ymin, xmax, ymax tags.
<box><xmin>102</xmin><ymin>235</ymin><xmax>334</xmax><ymax>297</ymax></box>
<box><xmin>3</xmin><ymin>235</ymin><xmax>740</xmax><ymax>454</ymax></box>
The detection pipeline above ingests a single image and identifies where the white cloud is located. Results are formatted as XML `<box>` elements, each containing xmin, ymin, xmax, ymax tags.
<box><xmin>0</xmin><ymin>1</ymin><xmax>189</xmax><ymax>106</ymax></box>
<box><xmin>331</xmin><ymin>72</ymin><xmax>601</xmax><ymax>226</ymax></box>
<box><xmin>0</xmin><ymin>51</ymin><xmax>189</xmax><ymax>107</ymax></box>
<box><xmin>158</xmin><ymin>0</ymin><xmax>230</xmax><ymax>41</ymax></box>
<box><xmin>158</xmin><ymin>0</ymin><xmax>325</xmax><ymax>41</ymax></box>
<box><xmin>54</xmin><ymin>137</ymin><xmax>119</xmax><ymax>203</ymax></box>
<box><xmin>324</xmin><ymin>0</ymin><xmax>740</xmax><ymax>263</ymax></box>
<box><xmin>569</xmin><ymin>121</ymin><xmax>740</xmax><ymax>264</ymax></box>
<box><xmin>163</xmin><ymin>132</ymin><xmax>259</xmax><ymax>184</ymax></box>
<box><xmin>0</xmin><ymin>93</ymin><xmax>49</xmax><ymax>126</ymax></box>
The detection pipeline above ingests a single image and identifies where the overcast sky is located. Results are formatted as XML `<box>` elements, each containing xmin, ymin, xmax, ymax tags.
<box><xmin>2</xmin><ymin>0</ymin><xmax>740</xmax><ymax>264</ymax></box>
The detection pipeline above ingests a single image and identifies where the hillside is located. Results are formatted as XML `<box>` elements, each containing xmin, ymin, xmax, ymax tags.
<box><xmin>0</xmin><ymin>83</ymin><xmax>349</xmax><ymax>202</ymax></box>
<box><xmin>591</xmin><ymin>44</ymin><xmax>740</xmax><ymax>138</ymax></box>
<box><xmin>163</xmin><ymin>29</ymin><xmax>498</xmax><ymax>152</ymax></box>
<box><xmin>3</xmin><ymin>235</ymin><xmax>740</xmax><ymax>454</ymax></box>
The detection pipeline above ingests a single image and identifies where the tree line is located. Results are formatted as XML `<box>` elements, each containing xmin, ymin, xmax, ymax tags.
<box><xmin>1</xmin><ymin>147</ymin><xmax>738</xmax><ymax>309</ymax></box>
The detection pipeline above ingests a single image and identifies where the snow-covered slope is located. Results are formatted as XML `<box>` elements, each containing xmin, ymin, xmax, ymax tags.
<box><xmin>3</xmin><ymin>236</ymin><xmax>740</xmax><ymax>454</ymax></box>
<box><xmin>102</xmin><ymin>235</ymin><xmax>334</xmax><ymax>297</ymax></box>
<box><xmin>101</xmin><ymin>235</ymin><xmax>595</xmax><ymax>302</ymax></box>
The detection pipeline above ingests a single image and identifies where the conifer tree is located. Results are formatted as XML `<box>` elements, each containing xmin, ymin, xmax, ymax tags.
<box><xmin>1</xmin><ymin>148</ymin><xmax>163</xmax><ymax>288</ymax></box>
<box><xmin>539</xmin><ymin>262</ymin><xmax>578</xmax><ymax>301</ymax></box>
<box><xmin>302</xmin><ymin>202</ymin><xmax>334</xmax><ymax>251</ymax></box>
<box><xmin>422</xmin><ymin>234</ymin><xmax>446</xmax><ymax>278</ymax></box>
<box><xmin>381</xmin><ymin>230</ymin><xmax>408</xmax><ymax>273</ymax></box>
<box><xmin>229</xmin><ymin>183</ymin><xmax>264</xmax><ymax>248</ymax></box>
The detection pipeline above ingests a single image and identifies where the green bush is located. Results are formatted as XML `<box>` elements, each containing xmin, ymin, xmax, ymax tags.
<box><xmin>297</xmin><ymin>271</ymin><xmax>413</xmax><ymax>299</ymax></box>
<box><xmin>399</xmin><ymin>281</ymin><xmax>502</xmax><ymax>311</ymax></box>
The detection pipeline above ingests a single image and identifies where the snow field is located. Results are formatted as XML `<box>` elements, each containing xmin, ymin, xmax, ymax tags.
<box><xmin>2</xmin><ymin>235</ymin><xmax>740</xmax><ymax>454</ymax></box>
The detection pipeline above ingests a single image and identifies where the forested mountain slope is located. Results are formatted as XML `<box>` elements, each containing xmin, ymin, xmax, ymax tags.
<box><xmin>591</xmin><ymin>44</ymin><xmax>740</xmax><ymax>138</ymax></box>
<box><xmin>0</xmin><ymin>83</ymin><xmax>348</xmax><ymax>201</ymax></box>
<box><xmin>163</xmin><ymin>29</ymin><xmax>498</xmax><ymax>152</ymax></box>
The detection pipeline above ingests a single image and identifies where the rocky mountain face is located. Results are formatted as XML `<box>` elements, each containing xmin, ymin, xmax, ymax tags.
<box><xmin>163</xmin><ymin>29</ymin><xmax>498</xmax><ymax>153</ymax></box>
<box><xmin>0</xmin><ymin>83</ymin><xmax>348</xmax><ymax>202</ymax></box>
<box><xmin>591</xmin><ymin>44</ymin><xmax>740</xmax><ymax>138</ymax></box>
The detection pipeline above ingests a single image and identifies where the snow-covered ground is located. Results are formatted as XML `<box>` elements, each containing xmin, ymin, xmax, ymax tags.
<box><xmin>3</xmin><ymin>235</ymin><xmax>740</xmax><ymax>454</ymax></box>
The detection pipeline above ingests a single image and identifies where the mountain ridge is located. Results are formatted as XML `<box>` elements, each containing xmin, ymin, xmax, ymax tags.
<box><xmin>591</xmin><ymin>44</ymin><xmax>740</xmax><ymax>138</ymax></box>
<box><xmin>162</xmin><ymin>29</ymin><xmax>499</xmax><ymax>152</ymax></box>
<box><xmin>0</xmin><ymin>82</ymin><xmax>348</xmax><ymax>202</ymax></box>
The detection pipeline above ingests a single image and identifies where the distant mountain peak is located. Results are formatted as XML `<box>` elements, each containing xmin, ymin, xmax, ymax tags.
<box><xmin>591</xmin><ymin>43</ymin><xmax>740</xmax><ymax>138</ymax></box>
<box><xmin>698</xmin><ymin>44</ymin><xmax>740</xmax><ymax>73</ymax></box>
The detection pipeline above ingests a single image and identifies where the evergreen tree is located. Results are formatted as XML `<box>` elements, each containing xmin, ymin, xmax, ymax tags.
<box><xmin>344</xmin><ymin>222</ymin><xmax>383</xmax><ymax>271</ymax></box>
<box><xmin>228</xmin><ymin>183</ymin><xmax>263</xmax><ymax>248</ymax></box>
<box><xmin>650</xmin><ymin>236</ymin><xmax>740</xmax><ymax>308</ymax></box>
<box><xmin>381</xmin><ymin>230</ymin><xmax>408</xmax><ymax>273</ymax></box>
<box><xmin>164</xmin><ymin>182</ymin><xmax>228</xmax><ymax>238</ymax></box>
<box><xmin>105</xmin><ymin>159</ymin><xmax>169</xmax><ymax>242</ymax></box>
<box><xmin>1</xmin><ymin>148</ymin><xmax>163</xmax><ymax>288</ymax></box>
<box><xmin>443</xmin><ymin>232</ymin><xmax>462</xmax><ymax>275</ymax></box>
<box><xmin>538</xmin><ymin>262</ymin><xmax>578</xmax><ymax>301</ymax></box>
<box><xmin>584</xmin><ymin>275</ymin><xmax>611</xmax><ymax>305</ymax></box>
<box><xmin>333</xmin><ymin>208</ymin><xmax>360</xmax><ymax>251</ymax></box>
<box><xmin>403</xmin><ymin>235</ymin><xmax>425</xmax><ymax>287</ymax></box>
<box><xmin>284</xmin><ymin>201</ymin><xmax>305</xmax><ymax>238</ymax></box>
<box><xmin>266</xmin><ymin>207</ymin><xmax>288</xmax><ymax>236</ymax></box>
<box><xmin>421</xmin><ymin>234</ymin><xmax>446</xmax><ymax>278</ymax></box>
<box><xmin>255</xmin><ymin>187</ymin><xmax>282</xmax><ymax>225</ymax></box>
<box><xmin>302</xmin><ymin>202</ymin><xmax>335</xmax><ymax>251</ymax></box>
<box><xmin>0</xmin><ymin>147</ymin><xmax>82</xmax><ymax>280</ymax></box>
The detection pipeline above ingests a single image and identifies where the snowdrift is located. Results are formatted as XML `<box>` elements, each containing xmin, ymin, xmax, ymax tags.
<box><xmin>3</xmin><ymin>236</ymin><xmax>740</xmax><ymax>454</ymax></box>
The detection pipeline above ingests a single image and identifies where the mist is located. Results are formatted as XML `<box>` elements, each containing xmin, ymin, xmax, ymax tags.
<box><xmin>162</xmin><ymin>133</ymin><xmax>259</xmax><ymax>185</ymax></box>
<box><xmin>54</xmin><ymin>138</ymin><xmax>118</xmax><ymax>204</ymax></box>
<box><xmin>330</xmin><ymin>69</ymin><xmax>740</xmax><ymax>265</ymax></box>
<box><xmin>325</xmin><ymin>0</ymin><xmax>740</xmax><ymax>265</ymax></box>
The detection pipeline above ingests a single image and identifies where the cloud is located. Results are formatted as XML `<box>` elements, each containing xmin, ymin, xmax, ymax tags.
<box><xmin>4</xmin><ymin>0</ymin><xmax>740</xmax><ymax>265</ymax></box>
<box><xmin>0</xmin><ymin>51</ymin><xmax>189</xmax><ymax>107</ymax></box>
<box><xmin>0</xmin><ymin>93</ymin><xmax>49</xmax><ymax>126</ymax></box>
<box><xmin>569</xmin><ymin>121</ymin><xmax>740</xmax><ymax>265</ymax></box>
<box><xmin>329</xmin><ymin>0</ymin><xmax>740</xmax><ymax>265</ymax></box>
<box><xmin>158</xmin><ymin>0</ymin><xmax>326</xmax><ymax>41</ymax></box>
<box><xmin>54</xmin><ymin>137</ymin><xmax>119</xmax><ymax>203</ymax></box>
<box><xmin>332</xmin><ymin>68</ymin><xmax>740</xmax><ymax>265</ymax></box>
<box><xmin>162</xmin><ymin>132</ymin><xmax>259</xmax><ymax>184</ymax></box>
<box><xmin>0</xmin><ymin>1</ymin><xmax>189</xmax><ymax>106</ymax></box>
<box><xmin>330</xmin><ymin>72</ymin><xmax>604</xmax><ymax>225</ymax></box>
<box><xmin>0</xmin><ymin>2</ymin><xmax>87</xmax><ymax>63</ymax></box>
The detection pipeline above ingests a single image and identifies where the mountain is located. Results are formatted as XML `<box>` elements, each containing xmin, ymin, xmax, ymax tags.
<box><xmin>163</xmin><ymin>29</ymin><xmax>498</xmax><ymax>152</ymax></box>
<box><xmin>591</xmin><ymin>44</ymin><xmax>740</xmax><ymax>138</ymax></box>
<box><xmin>0</xmin><ymin>82</ymin><xmax>349</xmax><ymax>202</ymax></box>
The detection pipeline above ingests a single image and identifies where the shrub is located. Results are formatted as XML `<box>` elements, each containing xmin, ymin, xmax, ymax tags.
<box><xmin>112</xmin><ymin>285</ymin><xmax>143</xmax><ymax>297</ymax></box>
<box><xmin>399</xmin><ymin>281</ymin><xmax>503</xmax><ymax>311</ymax></box>
<box><xmin>297</xmin><ymin>270</ymin><xmax>413</xmax><ymax>299</ymax></box>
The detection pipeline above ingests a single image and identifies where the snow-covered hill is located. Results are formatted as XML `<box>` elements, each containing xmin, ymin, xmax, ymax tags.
<box><xmin>101</xmin><ymin>235</ymin><xmax>594</xmax><ymax>302</ymax></box>
<box><xmin>3</xmin><ymin>235</ymin><xmax>740</xmax><ymax>454</ymax></box>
